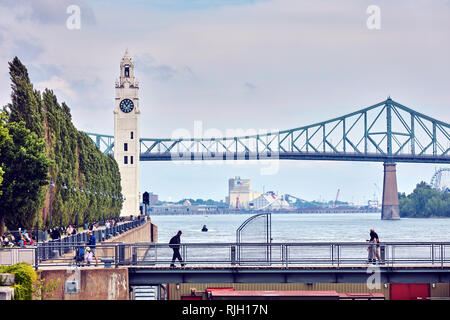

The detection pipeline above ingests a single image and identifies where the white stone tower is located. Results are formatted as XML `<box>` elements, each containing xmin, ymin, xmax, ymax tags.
<box><xmin>114</xmin><ymin>49</ymin><xmax>140</xmax><ymax>217</ymax></box>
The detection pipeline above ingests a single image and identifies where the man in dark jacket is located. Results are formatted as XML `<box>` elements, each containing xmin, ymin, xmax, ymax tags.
<box><xmin>169</xmin><ymin>230</ymin><xmax>185</xmax><ymax>268</ymax></box>
<box><xmin>50</xmin><ymin>228</ymin><xmax>61</xmax><ymax>240</ymax></box>
<box><xmin>368</xmin><ymin>229</ymin><xmax>382</xmax><ymax>264</ymax></box>
<box><xmin>87</xmin><ymin>231</ymin><xmax>98</xmax><ymax>266</ymax></box>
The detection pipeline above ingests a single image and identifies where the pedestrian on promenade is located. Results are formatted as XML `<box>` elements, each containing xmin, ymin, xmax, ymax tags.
<box><xmin>366</xmin><ymin>229</ymin><xmax>382</xmax><ymax>264</ymax></box>
<box><xmin>66</xmin><ymin>225</ymin><xmax>73</xmax><ymax>236</ymax></box>
<box><xmin>84</xmin><ymin>247</ymin><xmax>94</xmax><ymax>265</ymax></box>
<box><xmin>169</xmin><ymin>230</ymin><xmax>185</xmax><ymax>268</ymax></box>
<box><xmin>87</xmin><ymin>231</ymin><xmax>98</xmax><ymax>266</ymax></box>
<box><xmin>50</xmin><ymin>227</ymin><xmax>61</xmax><ymax>240</ymax></box>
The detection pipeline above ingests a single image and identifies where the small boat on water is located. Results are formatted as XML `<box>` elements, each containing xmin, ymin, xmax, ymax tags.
<box><xmin>201</xmin><ymin>225</ymin><xmax>208</xmax><ymax>232</ymax></box>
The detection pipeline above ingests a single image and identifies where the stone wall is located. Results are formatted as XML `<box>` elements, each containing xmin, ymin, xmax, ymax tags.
<box><xmin>105</xmin><ymin>220</ymin><xmax>158</xmax><ymax>244</ymax></box>
<box><xmin>39</xmin><ymin>268</ymin><xmax>129</xmax><ymax>300</ymax></box>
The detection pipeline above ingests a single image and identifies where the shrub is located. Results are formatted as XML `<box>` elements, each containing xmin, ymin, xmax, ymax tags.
<box><xmin>0</xmin><ymin>263</ymin><xmax>37</xmax><ymax>300</ymax></box>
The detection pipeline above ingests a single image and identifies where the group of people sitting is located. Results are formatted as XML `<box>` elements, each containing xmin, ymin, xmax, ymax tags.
<box><xmin>0</xmin><ymin>229</ymin><xmax>35</xmax><ymax>247</ymax></box>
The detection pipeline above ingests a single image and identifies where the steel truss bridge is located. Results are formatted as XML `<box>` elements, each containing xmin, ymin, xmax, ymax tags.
<box><xmin>86</xmin><ymin>98</ymin><xmax>450</xmax><ymax>164</ymax></box>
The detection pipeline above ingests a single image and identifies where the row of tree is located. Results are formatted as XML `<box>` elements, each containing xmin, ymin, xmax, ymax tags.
<box><xmin>0</xmin><ymin>57</ymin><xmax>123</xmax><ymax>234</ymax></box>
<box><xmin>399</xmin><ymin>182</ymin><xmax>450</xmax><ymax>218</ymax></box>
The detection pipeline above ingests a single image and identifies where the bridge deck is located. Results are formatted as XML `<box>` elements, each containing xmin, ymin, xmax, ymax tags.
<box><xmin>127</xmin><ymin>264</ymin><xmax>450</xmax><ymax>284</ymax></box>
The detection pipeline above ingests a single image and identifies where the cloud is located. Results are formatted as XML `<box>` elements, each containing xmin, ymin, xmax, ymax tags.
<box><xmin>145</xmin><ymin>0</ymin><xmax>269</xmax><ymax>11</ymax></box>
<box><xmin>244</xmin><ymin>82</ymin><xmax>257</xmax><ymax>90</ymax></box>
<box><xmin>36</xmin><ymin>75</ymin><xmax>77</xmax><ymax>101</ymax></box>
<box><xmin>0</xmin><ymin>0</ymin><xmax>96</xmax><ymax>25</ymax></box>
<box><xmin>134</xmin><ymin>53</ymin><xmax>196</xmax><ymax>82</ymax></box>
<box><xmin>12</xmin><ymin>40</ymin><xmax>44</xmax><ymax>62</ymax></box>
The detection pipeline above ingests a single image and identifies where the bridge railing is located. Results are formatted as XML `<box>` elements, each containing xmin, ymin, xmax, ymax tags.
<box><xmin>22</xmin><ymin>241</ymin><xmax>450</xmax><ymax>269</ymax></box>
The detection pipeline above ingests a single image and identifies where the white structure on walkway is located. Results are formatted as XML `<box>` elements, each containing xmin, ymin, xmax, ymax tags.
<box><xmin>114</xmin><ymin>50</ymin><xmax>141</xmax><ymax>216</ymax></box>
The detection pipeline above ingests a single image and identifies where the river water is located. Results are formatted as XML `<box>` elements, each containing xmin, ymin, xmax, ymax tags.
<box><xmin>150</xmin><ymin>212</ymin><xmax>450</xmax><ymax>244</ymax></box>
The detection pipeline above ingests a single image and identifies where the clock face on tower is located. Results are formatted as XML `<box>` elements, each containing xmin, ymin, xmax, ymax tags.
<box><xmin>119</xmin><ymin>99</ymin><xmax>134</xmax><ymax>113</ymax></box>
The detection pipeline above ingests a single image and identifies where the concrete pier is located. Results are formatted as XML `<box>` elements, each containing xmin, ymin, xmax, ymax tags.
<box><xmin>381</xmin><ymin>162</ymin><xmax>400</xmax><ymax>220</ymax></box>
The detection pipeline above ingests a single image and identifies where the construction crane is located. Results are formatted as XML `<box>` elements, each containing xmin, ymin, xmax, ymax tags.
<box><xmin>235</xmin><ymin>179</ymin><xmax>242</xmax><ymax>209</ymax></box>
<box><xmin>333</xmin><ymin>189</ymin><xmax>340</xmax><ymax>208</ymax></box>
<box><xmin>368</xmin><ymin>183</ymin><xmax>381</xmax><ymax>209</ymax></box>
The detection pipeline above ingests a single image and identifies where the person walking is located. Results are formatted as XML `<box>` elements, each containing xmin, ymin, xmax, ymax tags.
<box><xmin>87</xmin><ymin>231</ymin><xmax>99</xmax><ymax>266</ymax></box>
<box><xmin>169</xmin><ymin>230</ymin><xmax>185</xmax><ymax>268</ymax></box>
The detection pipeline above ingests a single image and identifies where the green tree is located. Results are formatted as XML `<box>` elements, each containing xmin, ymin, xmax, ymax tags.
<box><xmin>0</xmin><ymin>119</ymin><xmax>50</xmax><ymax>234</ymax></box>
<box><xmin>6</xmin><ymin>57</ymin><xmax>44</xmax><ymax>137</ymax></box>
<box><xmin>0</xmin><ymin>110</ymin><xmax>12</xmax><ymax>195</ymax></box>
<box><xmin>399</xmin><ymin>182</ymin><xmax>450</xmax><ymax>218</ymax></box>
<box><xmin>1</xmin><ymin>57</ymin><xmax>123</xmax><ymax>231</ymax></box>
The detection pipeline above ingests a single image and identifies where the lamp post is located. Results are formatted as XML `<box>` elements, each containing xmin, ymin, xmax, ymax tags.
<box><xmin>71</xmin><ymin>186</ymin><xmax>77</xmax><ymax>229</ymax></box>
<box><xmin>79</xmin><ymin>187</ymin><xmax>84</xmax><ymax>227</ymax></box>
<box><xmin>62</xmin><ymin>184</ymin><xmax>68</xmax><ymax>228</ymax></box>
<box><xmin>48</xmin><ymin>181</ymin><xmax>55</xmax><ymax>229</ymax></box>
<box><xmin>35</xmin><ymin>219</ymin><xmax>39</xmax><ymax>243</ymax></box>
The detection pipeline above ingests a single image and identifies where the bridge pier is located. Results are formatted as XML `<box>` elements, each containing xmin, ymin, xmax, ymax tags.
<box><xmin>381</xmin><ymin>162</ymin><xmax>400</xmax><ymax>220</ymax></box>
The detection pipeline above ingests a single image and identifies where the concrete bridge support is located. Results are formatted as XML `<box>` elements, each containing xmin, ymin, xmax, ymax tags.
<box><xmin>382</xmin><ymin>162</ymin><xmax>400</xmax><ymax>220</ymax></box>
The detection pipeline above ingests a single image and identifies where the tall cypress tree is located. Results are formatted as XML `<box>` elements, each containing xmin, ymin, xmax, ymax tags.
<box><xmin>0</xmin><ymin>117</ymin><xmax>50</xmax><ymax>234</ymax></box>
<box><xmin>7</xmin><ymin>57</ymin><xmax>44</xmax><ymax>137</ymax></box>
<box><xmin>1</xmin><ymin>57</ymin><xmax>122</xmax><ymax>232</ymax></box>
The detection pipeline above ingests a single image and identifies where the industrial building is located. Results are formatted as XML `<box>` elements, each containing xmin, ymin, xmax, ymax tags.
<box><xmin>250</xmin><ymin>192</ymin><xmax>291</xmax><ymax>211</ymax></box>
<box><xmin>227</xmin><ymin>177</ymin><xmax>260</xmax><ymax>209</ymax></box>
<box><xmin>148</xmin><ymin>192</ymin><xmax>159</xmax><ymax>205</ymax></box>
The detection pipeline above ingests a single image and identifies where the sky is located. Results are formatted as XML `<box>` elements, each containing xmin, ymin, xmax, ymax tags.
<box><xmin>0</xmin><ymin>0</ymin><xmax>449</xmax><ymax>204</ymax></box>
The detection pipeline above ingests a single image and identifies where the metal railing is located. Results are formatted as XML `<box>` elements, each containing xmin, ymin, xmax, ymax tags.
<box><xmin>9</xmin><ymin>241</ymin><xmax>447</xmax><ymax>270</ymax></box>
<box><xmin>1</xmin><ymin>219</ymin><xmax>147</xmax><ymax>268</ymax></box>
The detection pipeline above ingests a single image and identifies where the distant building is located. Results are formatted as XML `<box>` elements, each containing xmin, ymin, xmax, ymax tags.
<box><xmin>149</xmin><ymin>192</ymin><xmax>159</xmax><ymax>204</ymax></box>
<box><xmin>251</xmin><ymin>192</ymin><xmax>291</xmax><ymax>211</ymax></box>
<box><xmin>149</xmin><ymin>203</ymin><xmax>219</xmax><ymax>215</ymax></box>
<box><xmin>228</xmin><ymin>176</ymin><xmax>260</xmax><ymax>209</ymax></box>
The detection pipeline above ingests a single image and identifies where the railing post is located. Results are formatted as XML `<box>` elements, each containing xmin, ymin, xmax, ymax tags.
<box><xmin>331</xmin><ymin>244</ymin><xmax>334</xmax><ymax>266</ymax></box>
<box><xmin>392</xmin><ymin>245</ymin><xmax>395</xmax><ymax>267</ymax></box>
<box><xmin>132</xmin><ymin>246</ymin><xmax>137</xmax><ymax>265</ymax></box>
<box><xmin>441</xmin><ymin>243</ymin><xmax>444</xmax><ymax>269</ymax></box>
<box><xmin>43</xmin><ymin>242</ymin><xmax>47</xmax><ymax>261</ymax></box>
<box><xmin>431</xmin><ymin>243</ymin><xmax>434</xmax><ymax>265</ymax></box>
<box><xmin>115</xmin><ymin>244</ymin><xmax>118</xmax><ymax>268</ymax></box>
<box><xmin>337</xmin><ymin>244</ymin><xmax>340</xmax><ymax>268</ymax></box>
<box><xmin>34</xmin><ymin>246</ymin><xmax>39</xmax><ymax>270</ymax></box>
<box><xmin>231</xmin><ymin>245</ymin><xmax>236</xmax><ymax>266</ymax></box>
<box><xmin>285</xmin><ymin>245</ymin><xmax>289</xmax><ymax>269</ymax></box>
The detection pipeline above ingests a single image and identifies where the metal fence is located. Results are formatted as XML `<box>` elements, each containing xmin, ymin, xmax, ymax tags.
<box><xmin>236</xmin><ymin>213</ymin><xmax>272</xmax><ymax>265</ymax></box>
<box><xmin>0</xmin><ymin>219</ymin><xmax>147</xmax><ymax>268</ymax></box>
<box><xmin>9</xmin><ymin>241</ymin><xmax>448</xmax><ymax>270</ymax></box>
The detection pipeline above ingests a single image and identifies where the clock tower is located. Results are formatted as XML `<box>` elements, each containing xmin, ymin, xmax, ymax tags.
<box><xmin>114</xmin><ymin>49</ymin><xmax>140</xmax><ymax>217</ymax></box>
